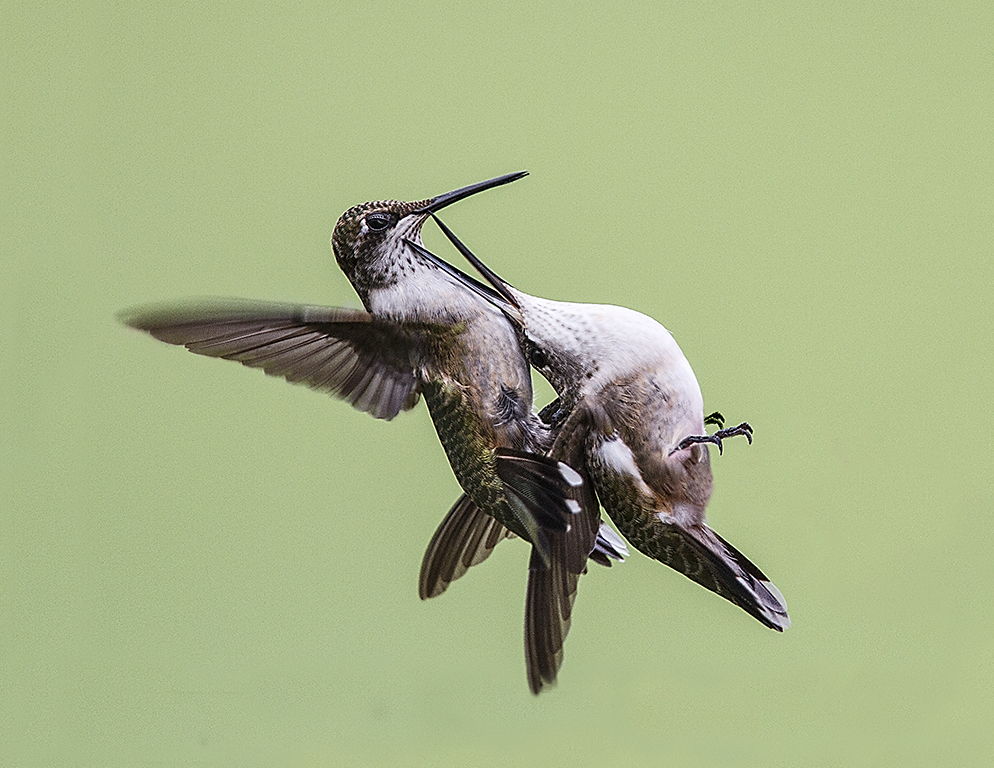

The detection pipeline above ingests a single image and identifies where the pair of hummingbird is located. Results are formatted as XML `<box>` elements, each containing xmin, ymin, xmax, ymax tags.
<box><xmin>123</xmin><ymin>171</ymin><xmax>789</xmax><ymax>694</ymax></box>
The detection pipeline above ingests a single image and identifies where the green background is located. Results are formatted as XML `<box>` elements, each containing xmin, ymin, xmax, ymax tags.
<box><xmin>5</xmin><ymin>3</ymin><xmax>993</xmax><ymax>765</ymax></box>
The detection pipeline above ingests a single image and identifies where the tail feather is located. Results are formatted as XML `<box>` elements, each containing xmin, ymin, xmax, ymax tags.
<box><xmin>524</xmin><ymin>542</ymin><xmax>574</xmax><ymax>694</ymax></box>
<box><xmin>420</xmin><ymin>502</ymin><xmax>626</xmax><ymax>602</ymax></box>
<box><xmin>496</xmin><ymin>449</ymin><xmax>602</xmax><ymax>693</ymax></box>
<box><xmin>419</xmin><ymin>495</ymin><xmax>513</xmax><ymax>599</ymax></box>
<box><xmin>588</xmin><ymin>522</ymin><xmax>629</xmax><ymax>567</ymax></box>
<box><xmin>420</xmin><ymin>450</ymin><xmax>623</xmax><ymax>693</ymax></box>
<box><xmin>495</xmin><ymin>450</ymin><xmax>597</xmax><ymax>574</ymax></box>
<box><xmin>686</xmin><ymin>525</ymin><xmax>790</xmax><ymax>631</ymax></box>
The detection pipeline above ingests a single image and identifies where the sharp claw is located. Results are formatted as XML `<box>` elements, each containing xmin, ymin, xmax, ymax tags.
<box><xmin>671</xmin><ymin>432</ymin><xmax>727</xmax><ymax>456</ymax></box>
<box><xmin>704</xmin><ymin>411</ymin><xmax>725</xmax><ymax>428</ymax></box>
<box><xmin>674</xmin><ymin>420</ymin><xmax>754</xmax><ymax>457</ymax></box>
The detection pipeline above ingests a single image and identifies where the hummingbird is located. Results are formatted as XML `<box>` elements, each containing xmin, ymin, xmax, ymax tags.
<box><xmin>121</xmin><ymin>172</ymin><xmax>624</xmax><ymax>694</ymax></box>
<box><xmin>430</xmin><ymin>216</ymin><xmax>790</xmax><ymax>632</ymax></box>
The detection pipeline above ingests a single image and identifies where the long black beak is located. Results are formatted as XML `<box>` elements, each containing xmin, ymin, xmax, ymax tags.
<box><xmin>431</xmin><ymin>215</ymin><xmax>518</xmax><ymax>309</ymax></box>
<box><xmin>414</xmin><ymin>171</ymin><xmax>528</xmax><ymax>214</ymax></box>
<box><xmin>402</xmin><ymin>238</ymin><xmax>522</xmax><ymax>323</ymax></box>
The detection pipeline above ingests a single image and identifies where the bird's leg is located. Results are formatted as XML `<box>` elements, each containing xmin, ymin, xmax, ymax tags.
<box><xmin>671</xmin><ymin>422</ymin><xmax>753</xmax><ymax>456</ymax></box>
<box><xmin>538</xmin><ymin>397</ymin><xmax>567</xmax><ymax>429</ymax></box>
<box><xmin>671</xmin><ymin>433</ymin><xmax>724</xmax><ymax>455</ymax></box>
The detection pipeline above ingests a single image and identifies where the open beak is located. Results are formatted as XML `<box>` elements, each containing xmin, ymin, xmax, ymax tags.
<box><xmin>403</xmin><ymin>171</ymin><xmax>525</xmax><ymax>321</ymax></box>
<box><xmin>414</xmin><ymin>171</ymin><xmax>528</xmax><ymax>215</ymax></box>
<box><xmin>430</xmin><ymin>214</ymin><xmax>518</xmax><ymax>309</ymax></box>
<box><xmin>402</xmin><ymin>238</ymin><xmax>522</xmax><ymax>323</ymax></box>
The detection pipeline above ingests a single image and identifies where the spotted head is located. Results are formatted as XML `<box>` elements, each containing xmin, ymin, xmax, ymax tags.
<box><xmin>331</xmin><ymin>172</ymin><xmax>527</xmax><ymax>305</ymax></box>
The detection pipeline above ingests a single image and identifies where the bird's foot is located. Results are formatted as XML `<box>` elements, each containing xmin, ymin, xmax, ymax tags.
<box><xmin>538</xmin><ymin>397</ymin><xmax>567</xmax><ymax>429</ymax></box>
<box><xmin>671</xmin><ymin>422</ymin><xmax>753</xmax><ymax>456</ymax></box>
<box><xmin>704</xmin><ymin>411</ymin><xmax>724</xmax><ymax>428</ymax></box>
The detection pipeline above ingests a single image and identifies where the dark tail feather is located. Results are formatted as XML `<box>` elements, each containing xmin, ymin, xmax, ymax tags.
<box><xmin>495</xmin><ymin>449</ymin><xmax>603</xmax><ymax>693</ymax></box>
<box><xmin>588</xmin><ymin>522</ymin><xmax>629</xmax><ymax>567</ymax></box>
<box><xmin>686</xmin><ymin>526</ymin><xmax>790</xmax><ymax>631</ymax></box>
<box><xmin>495</xmin><ymin>449</ymin><xmax>599</xmax><ymax>574</ymax></box>
<box><xmin>419</xmin><ymin>494</ymin><xmax>513</xmax><ymax>599</ymax></box>
<box><xmin>525</xmin><ymin>540</ymin><xmax>576</xmax><ymax>694</ymax></box>
<box><xmin>419</xmin><ymin>500</ymin><xmax>625</xmax><ymax>601</ymax></box>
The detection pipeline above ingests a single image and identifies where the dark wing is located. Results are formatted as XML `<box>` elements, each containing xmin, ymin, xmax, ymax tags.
<box><xmin>614</xmin><ymin>518</ymin><xmax>789</xmax><ymax>631</ymax></box>
<box><xmin>585</xmin><ymin>428</ymin><xmax>790</xmax><ymax>630</ymax></box>
<box><xmin>120</xmin><ymin>299</ymin><xmax>421</xmax><ymax>420</ymax></box>
<box><xmin>419</xmin><ymin>494</ymin><xmax>515</xmax><ymax>600</ymax></box>
<box><xmin>495</xmin><ymin>446</ymin><xmax>601</xmax><ymax>695</ymax></box>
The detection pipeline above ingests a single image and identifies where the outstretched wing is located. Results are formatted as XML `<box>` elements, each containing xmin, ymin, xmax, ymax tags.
<box><xmin>121</xmin><ymin>299</ymin><xmax>421</xmax><ymax>420</ymax></box>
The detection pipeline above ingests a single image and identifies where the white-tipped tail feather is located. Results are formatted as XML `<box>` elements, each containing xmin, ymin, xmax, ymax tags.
<box><xmin>696</xmin><ymin>526</ymin><xmax>790</xmax><ymax>631</ymax></box>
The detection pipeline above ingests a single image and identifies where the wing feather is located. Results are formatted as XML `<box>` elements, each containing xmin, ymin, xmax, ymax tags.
<box><xmin>121</xmin><ymin>300</ymin><xmax>422</xmax><ymax>420</ymax></box>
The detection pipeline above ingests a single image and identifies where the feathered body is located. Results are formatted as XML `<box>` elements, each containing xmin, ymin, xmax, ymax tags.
<box><xmin>333</xmin><ymin>198</ymin><xmax>546</xmax><ymax>536</ymax></box>
<box><xmin>435</xmin><ymin>220</ymin><xmax>790</xmax><ymax>631</ymax></box>
<box><xmin>122</xmin><ymin>174</ymin><xmax>622</xmax><ymax>694</ymax></box>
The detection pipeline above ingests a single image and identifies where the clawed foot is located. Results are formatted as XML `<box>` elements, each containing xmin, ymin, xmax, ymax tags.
<box><xmin>670</xmin><ymin>422</ymin><xmax>753</xmax><ymax>456</ymax></box>
<box><xmin>538</xmin><ymin>397</ymin><xmax>567</xmax><ymax>429</ymax></box>
<box><xmin>712</xmin><ymin>422</ymin><xmax>754</xmax><ymax>451</ymax></box>
<box><xmin>704</xmin><ymin>411</ymin><xmax>724</xmax><ymax>428</ymax></box>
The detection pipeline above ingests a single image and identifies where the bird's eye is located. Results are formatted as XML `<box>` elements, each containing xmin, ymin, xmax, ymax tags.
<box><xmin>364</xmin><ymin>212</ymin><xmax>393</xmax><ymax>232</ymax></box>
<box><xmin>530</xmin><ymin>347</ymin><xmax>549</xmax><ymax>369</ymax></box>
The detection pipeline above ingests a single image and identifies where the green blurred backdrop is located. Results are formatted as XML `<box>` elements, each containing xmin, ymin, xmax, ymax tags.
<box><xmin>5</xmin><ymin>3</ymin><xmax>993</xmax><ymax>766</ymax></box>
